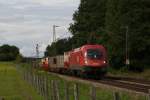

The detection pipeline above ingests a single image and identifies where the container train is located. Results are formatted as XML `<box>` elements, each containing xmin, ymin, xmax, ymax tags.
<box><xmin>41</xmin><ymin>44</ymin><xmax>108</xmax><ymax>78</ymax></box>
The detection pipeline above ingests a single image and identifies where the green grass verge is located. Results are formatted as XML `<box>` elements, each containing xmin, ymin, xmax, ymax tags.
<box><xmin>17</xmin><ymin>63</ymin><xmax>148</xmax><ymax>100</ymax></box>
<box><xmin>0</xmin><ymin>62</ymin><xmax>44</xmax><ymax>100</ymax></box>
<box><xmin>108</xmin><ymin>67</ymin><xmax>150</xmax><ymax>80</ymax></box>
<box><xmin>46</xmin><ymin>73</ymin><xmax>147</xmax><ymax>100</ymax></box>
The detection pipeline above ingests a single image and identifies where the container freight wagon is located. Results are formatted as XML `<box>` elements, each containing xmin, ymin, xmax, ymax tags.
<box><xmin>41</xmin><ymin>58</ymin><xmax>49</xmax><ymax>71</ymax></box>
<box><xmin>48</xmin><ymin>56</ymin><xmax>64</xmax><ymax>72</ymax></box>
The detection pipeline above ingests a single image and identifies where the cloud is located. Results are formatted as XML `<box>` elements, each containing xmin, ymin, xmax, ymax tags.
<box><xmin>28</xmin><ymin>0</ymin><xmax>79</xmax><ymax>7</ymax></box>
<box><xmin>0</xmin><ymin>0</ymin><xmax>80</xmax><ymax>57</ymax></box>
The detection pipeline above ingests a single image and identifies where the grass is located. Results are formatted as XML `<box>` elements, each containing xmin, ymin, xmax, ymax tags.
<box><xmin>108</xmin><ymin>67</ymin><xmax>150</xmax><ymax>80</ymax></box>
<box><xmin>0</xmin><ymin>62</ymin><xmax>44</xmax><ymax>100</ymax></box>
<box><xmin>36</xmin><ymin>71</ymin><xmax>148</xmax><ymax>100</ymax></box>
<box><xmin>17</xmin><ymin>63</ymin><xmax>149</xmax><ymax>100</ymax></box>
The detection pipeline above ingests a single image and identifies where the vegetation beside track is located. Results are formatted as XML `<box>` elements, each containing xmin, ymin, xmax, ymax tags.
<box><xmin>47</xmin><ymin>73</ymin><xmax>148</xmax><ymax>100</ymax></box>
<box><xmin>108</xmin><ymin>68</ymin><xmax>150</xmax><ymax>81</ymax></box>
<box><xmin>0</xmin><ymin>62</ymin><xmax>43</xmax><ymax>100</ymax></box>
<box><xmin>45</xmin><ymin>0</ymin><xmax>150</xmax><ymax>71</ymax></box>
<box><xmin>18</xmin><ymin>63</ymin><xmax>149</xmax><ymax>100</ymax></box>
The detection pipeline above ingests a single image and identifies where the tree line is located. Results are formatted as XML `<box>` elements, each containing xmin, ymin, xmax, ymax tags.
<box><xmin>45</xmin><ymin>0</ymin><xmax>150</xmax><ymax>71</ymax></box>
<box><xmin>0</xmin><ymin>44</ymin><xmax>21</xmax><ymax>61</ymax></box>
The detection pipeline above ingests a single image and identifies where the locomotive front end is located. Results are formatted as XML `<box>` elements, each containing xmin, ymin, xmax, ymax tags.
<box><xmin>82</xmin><ymin>45</ymin><xmax>108</xmax><ymax>75</ymax></box>
<box><xmin>84</xmin><ymin>49</ymin><xmax>107</xmax><ymax>67</ymax></box>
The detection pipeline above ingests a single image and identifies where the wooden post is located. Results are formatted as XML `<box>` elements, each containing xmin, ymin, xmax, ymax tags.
<box><xmin>74</xmin><ymin>83</ymin><xmax>79</xmax><ymax>100</ymax></box>
<box><xmin>27</xmin><ymin>72</ymin><xmax>29</xmax><ymax>83</ymax></box>
<box><xmin>41</xmin><ymin>75</ymin><xmax>44</xmax><ymax>96</ymax></box>
<box><xmin>34</xmin><ymin>73</ymin><xmax>37</xmax><ymax>89</ymax></box>
<box><xmin>32</xmin><ymin>71</ymin><xmax>34</xmax><ymax>86</ymax></box>
<box><xmin>38</xmin><ymin>74</ymin><xmax>40</xmax><ymax>94</ymax></box>
<box><xmin>148</xmin><ymin>89</ymin><xmax>150</xmax><ymax>100</ymax></box>
<box><xmin>114</xmin><ymin>92</ymin><xmax>120</xmax><ymax>100</ymax></box>
<box><xmin>34</xmin><ymin>73</ymin><xmax>37</xmax><ymax>90</ymax></box>
<box><xmin>34</xmin><ymin>73</ymin><xmax>36</xmax><ymax>89</ymax></box>
<box><xmin>24</xmin><ymin>71</ymin><xmax>26</xmax><ymax>81</ymax></box>
<box><xmin>65</xmin><ymin>82</ymin><xmax>69</xmax><ymax>100</ymax></box>
<box><xmin>32</xmin><ymin>72</ymin><xmax>34</xmax><ymax>87</ymax></box>
<box><xmin>31</xmin><ymin>71</ymin><xmax>33</xmax><ymax>86</ymax></box>
<box><xmin>28</xmin><ymin>71</ymin><xmax>31</xmax><ymax>84</ymax></box>
<box><xmin>0</xmin><ymin>97</ymin><xmax>5</xmax><ymax>100</ymax></box>
<box><xmin>26</xmin><ymin>71</ymin><xmax>29</xmax><ymax>82</ymax></box>
<box><xmin>51</xmin><ymin>80</ymin><xmax>54</xmax><ymax>100</ymax></box>
<box><xmin>23</xmin><ymin>71</ymin><xmax>25</xmax><ymax>80</ymax></box>
<box><xmin>45</xmin><ymin>75</ymin><xmax>49</xmax><ymax>100</ymax></box>
<box><xmin>31</xmin><ymin>71</ymin><xmax>33</xmax><ymax>85</ymax></box>
<box><xmin>36</xmin><ymin>73</ymin><xmax>38</xmax><ymax>89</ymax></box>
<box><xmin>43</xmin><ymin>75</ymin><xmax>47</xmax><ymax>99</ymax></box>
<box><xmin>55</xmin><ymin>81</ymin><xmax>60</xmax><ymax>100</ymax></box>
<box><xmin>39</xmin><ymin>75</ymin><xmax>42</xmax><ymax>95</ymax></box>
<box><xmin>30</xmin><ymin>71</ymin><xmax>33</xmax><ymax>86</ymax></box>
<box><xmin>26</xmin><ymin>71</ymin><xmax>28</xmax><ymax>81</ymax></box>
<box><xmin>90</xmin><ymin>86</ymin><xmax>96</xmax><ymax>100</ymax></box>
<box><xmin>36</xmin><ymin>74</ymin><xmax>39</xmax><ymax>92</ymax></box>
<box><xmin>29</xmin><ymin>71</ymin><xmax>31</xmax><ymax>84</ymax></box>
<box><xmin>51</xmin><ymin>80</ymin><xmax>57</xmax><ymax>100</ymax></box>
<box><xmin>25</xmin><ymin>71</ymin><xmax>27</xmax><ymax>81</ymax></box>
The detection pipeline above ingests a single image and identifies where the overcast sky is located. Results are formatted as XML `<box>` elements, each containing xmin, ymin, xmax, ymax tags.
<box><xmin>0</xmin><ymin>0</ymin><xmax>80</xmax><ymax>57</ymax></box>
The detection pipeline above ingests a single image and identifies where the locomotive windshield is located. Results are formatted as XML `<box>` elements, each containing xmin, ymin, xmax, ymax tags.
<box><xmin>87</xmin><ymin>49</ymin><xmax>102</xmax><ymax>59</ymax></box>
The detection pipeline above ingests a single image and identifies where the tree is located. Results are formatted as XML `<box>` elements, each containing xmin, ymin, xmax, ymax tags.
<box><xmin>0</xmin><ymin>44</ymin><xmax>20</xmax><ymax>61</ymax></box>
<box><xmin>69</xmin><ymin>0</ymin><xmax>107</xmax><ymax>46</ymax></box>
<box><xmin>45</xmin><ymin>38</ymin><xmax>73</xmax><ymax>56</ymax></box>
<box><xmin>45</xmin><ymin>0</ymin><xmax>150</xmax><ymax>70</ymax></box>
<box><xmin>105</xmin><ymin>0</ymin><xmax>125</xmax><ymax>68</ymax></box>
<box><xmin>105</xmin><ymin>0</ymin><xmax>150</xmax><ymax>70</ymax></box>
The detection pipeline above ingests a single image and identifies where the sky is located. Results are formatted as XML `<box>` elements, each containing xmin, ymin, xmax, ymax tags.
<box><xmin>0</xmin><ymin>0</ymin><xmax>80</xmax><ymax>57</ymax></box>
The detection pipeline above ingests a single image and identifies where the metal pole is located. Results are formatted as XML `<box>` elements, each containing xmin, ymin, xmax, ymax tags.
<box><xmin>125</xmin><ymin>26</ymin><xmax>130</xmax><ymax>66</ymax></box>
<box><xmin>53</xmin><ymin>25</ymin><xmax>56</xmax><ymax>42</ymax></box>
<box><xmin>53</xmin><ymin>25</ymin><xmax>60</xmax><ymax>43</ymax></box>
<box><xmin>36</xmin><ymin>44</ymin><xmax>39</xmax><ymax>58</ymax></box>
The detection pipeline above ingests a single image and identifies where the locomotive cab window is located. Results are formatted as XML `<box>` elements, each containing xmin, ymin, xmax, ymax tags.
<box><xmin>87</xmin><ymin>49</ymin><xmax>102</xmax><ymax>59</ymax></box>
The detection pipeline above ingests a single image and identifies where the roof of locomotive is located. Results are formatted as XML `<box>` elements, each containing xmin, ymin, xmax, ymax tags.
<box><xmin>71</xmin><ymin>44</ymin><xmax>105</xmax><ymax>52</ymax></box>
<box><xmin>81</xmin><ymin>44</ymin><xmax>104</xmax><ymax>48</ymax></box>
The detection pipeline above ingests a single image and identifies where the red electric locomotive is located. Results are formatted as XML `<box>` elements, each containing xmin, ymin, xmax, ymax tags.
<box><xmin>64</xmin><ymin>44</ymin><xmax>107</xmax><ymax>76</ymax></box>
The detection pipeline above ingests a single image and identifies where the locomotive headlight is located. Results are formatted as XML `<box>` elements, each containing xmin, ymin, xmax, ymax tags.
<box><xmin>103</xmin><ymin>61</ymin><xmax>106</xmax><ymax>64</ymax></box>
<box><xmin>85</xmin><ymin>60</ymin><xmax>88</xmax><ymax>64</ymax></box>
<box><xmin>84</xmin><ymin>52</ymin><xmax>87</xmax><ymax>57</ymax></box>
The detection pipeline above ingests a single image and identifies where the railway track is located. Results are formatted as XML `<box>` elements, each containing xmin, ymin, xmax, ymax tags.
<box><xmin>104</xmin><ymin>76</ymin><xmax>150</xmax><ymax>86</ymax></box>
<box><xmin>49</xmin><ymin>72</ymin><xmax>150</xmax><ymax>94</ymax></box>
<box><xmin>98</xmin><ymin>78</ymin><xmax>150</xmax><ymax>93</ymax></box>
<box><xmin>97</xmin><ymin>76</ymin><xmax>150</xmax><ymax>93</ymax></box>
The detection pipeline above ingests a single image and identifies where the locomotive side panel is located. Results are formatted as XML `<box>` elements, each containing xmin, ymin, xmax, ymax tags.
<box><xmin>68</xmin><ymin>50</ymin><xmax>83</xmax><ymax>69</ymax></box>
